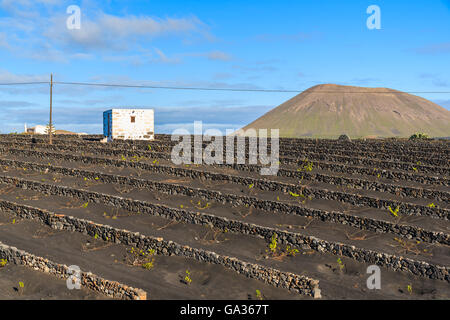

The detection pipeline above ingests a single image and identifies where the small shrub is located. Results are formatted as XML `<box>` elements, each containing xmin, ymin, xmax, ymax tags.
<box><xmin>388</xmin><ymin>206</ymin><xmax>400</xmax><ymax>217</ymax></box>
<box><xmin>297</xmin><ymin>159</ymin><xmax>314</xmax><ymax>172</ymax></box>
<box><xmin>126</xmin><ymin>248</ymin><xmax>156</xmax><ymax>270</ymax></box>
<box><xmin>269</xmin><ymin>234</ymin><xmax>278</xmax><ymax>253</ymax></box>
<box><xmin>409</xmin><ymin>133</ymin><xmax>429</xmax><ymax>140</ymax></box>
<box><xmin>407</xmin><ymin>284</ymin><xmax>413</xmax><ymax>295</ymax></box>
<box><xmin>184</xmin><ymin>270</ymin><xmax>192</xmax><ymax>284</ymax></box>
<box><xmin>45</xmin><ymin>123</ymin><xmax>56</xmax><ymax>135</ymax></box>
<box><xmin>18</xmin><ymin>281</ymin><xmax>24</xmax><ymax>295</ymax></box>
<box><xmin>286</xmin><ymin>245</ymin><xmax>299</xmax><ymax>257</ymax></box>
<box><xmin>337</xmin><ymin>258</ymin><xmax>345</xmax><ymax>271</ymax></box>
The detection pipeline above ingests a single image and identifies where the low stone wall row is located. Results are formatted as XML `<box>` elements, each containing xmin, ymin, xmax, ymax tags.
<box><xmin>1</xmin><ymin>149</ymin><xmax>447</xmax><ymax>220</ymax></box>
<box><xmin>0</xmin><ymin>241</ymin><xmax>147</xmax><ymax>300</ymax></box>
<box><xmin>281</xmin><ymin>147</ymin><xmax>447</xmax><ymax>166</ymax></box>
<box><xmin>1</xmin><ymin>146</ymin><xmax>447</xmax><ymax>201</ymax></box>
<box><xmin>3</xmin><ymin>132</ymin><xmax>446</xmax><ymax>150</ymax></box>
<box><xmin>279</xmin><ymin>157</ymin><xmax>448</xmax><ymax>186</ymax></box>
<box><xmin>154</xmin><ymin>133</ymin><xmax>450</xmax><ymax>147</ymax></box>
<box><xmin>0</xmin><ymin>159</ymin><xmax>449</xmax><ymax>245</ymax></box>
<box><xmin>100</xmin><ymin>133</ymin><xmax>450</xmax><ymax>152</ymax></box>
<box><xmin>279</xmin><ymin>152</ymin><xmax>448</xmax><ymax>175</ymax></box>
<box><xmin>1</xmin><ymin>135</ymin><xmax>448</xmax><ymax>161</ymax></box>
<box><xmin>2</xmin><ymin>142</ymin><xmax>447</xmax><ymax>187</ymax></box>
<box><xmin>0</xmin><ymin>175</ymin><xmax>448</xmax><ymax>282</ymax></box>
<box><xmin>0</xmin><ymin>200</ymin><xmax>321</xmax><ymax>298</ymax></box>
<box><xmin>91</xmin><ymin>134</ymin><xmax>450</xmax><ymax>155</ymax></box>
<box><xmin>11</xmin><ymin>137</ymin><xmax>450</xmax><ymax>167</ymax></box>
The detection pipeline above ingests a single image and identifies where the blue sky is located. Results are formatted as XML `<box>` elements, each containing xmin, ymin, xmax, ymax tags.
<box><xmin>0</xmin><ymin>0</ymin><xmax>449</xmax><ymax>134</ymax></box>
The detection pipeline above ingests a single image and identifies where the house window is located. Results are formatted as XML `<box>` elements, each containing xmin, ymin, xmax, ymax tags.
<box><xmin>130</xmin><ymin>116</ymin><xmax>136</xmax><ymax>123</ymax></box>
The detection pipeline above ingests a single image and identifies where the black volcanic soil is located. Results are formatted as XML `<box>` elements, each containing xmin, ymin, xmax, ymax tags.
<box><xmin>0</xmin><ymin>135</ymin><xmax>448</xmax><ymax>300</ymax></box>
<box><xmin>0</xmin><ymin>264</ymin><xmax>108</xmax><ymax>300</ymax></box>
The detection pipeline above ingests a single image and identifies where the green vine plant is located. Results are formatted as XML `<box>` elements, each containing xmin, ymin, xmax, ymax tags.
<box><xmin>285</xmin><ymin>245</ymin><xmax>300</xmax><ymax>257</ymax></box>
<box><xmin>392</xmin><ymin>238</ymin><xmax>432</xmax><ymax>256</ymax></box>
<box><xmin>103</xmin><ymin>209</ymin><xmax>120</xmax><ymax>220</ymax></box>
<box><xmin>82</xmin><ymin>176</ymin><xmax>101</xmax><ymax>187</ymax></box>
<box><xmin>373</xmin><ymin>168</ymin><xmax>381</xmax><ymax>179</ymax></box>
<box><xmin>130</xmin><ymin>155</ymin><xmax>146</xmax><ymax>163</ymax></box>
<box><xmin>409</xmin><ymin>133</ymin><xmax>429</xmax><ymax>140</ymax></box>
<box><xmin>190</xmin><ymin>199</ymin><xmax>211</xmax><ymax>210</ymax></box>
<box><xmin>388</xmin><ymin>205</ymin><xmax>400</xmax><ymax>218</ymax></box>
<box><xmin>288</xmin><ymin>190</ymin><xmax>312</xmax><ymax>205</ymax></box>
<box><xmin>297</xmin><ymin>159</ymin><xmax>314</xmax><ymax>172</ymax></box>
<box><xmin>337</xmin><ymin>257</ymin><xmax>345</xmax><ymax>272</ymax></box>
<box><xmin>269</xmin><ymin>234</ymin><xmax>278</xmax><ymax>254</ymax></box>
<box><xmin>183</xmin><ymin>270</ymin><xmax>193</xmax><ymax>285</ymax></box>
<box><xmin>18</xmin><ymin>281</ymin><xmax>24</xmax><ymax>296</ymax></box>
<box><xmin>265</xmin><ymin>234</ymin><xmax>300</xmax><ymax>261</ymax></box>
<box><xmin>407</xmin><ymin>284</ymin><xmax>413</xmax><ymax>295</ymax></box>
<box><xmin>125</xmin><ymin>247</ymin><xmax>156</xmax><ymax>270</ymax></box>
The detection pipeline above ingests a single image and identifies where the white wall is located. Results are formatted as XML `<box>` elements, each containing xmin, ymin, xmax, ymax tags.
<box><xmin>110</xmin><ymin>109</ymin><xmax>154</xmax><ymax>140</ymax></box>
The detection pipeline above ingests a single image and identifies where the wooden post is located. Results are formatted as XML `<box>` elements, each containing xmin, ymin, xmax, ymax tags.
<box><xmin>49</xmin><ymin>73</ymin><xmax>53</xmax><ymax>145</ymax></box>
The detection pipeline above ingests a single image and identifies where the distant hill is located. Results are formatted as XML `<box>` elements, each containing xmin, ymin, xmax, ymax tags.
<box><xmin>239</xmin><ymin>84</ymin><xmax>450</xmax><ymax>138</ymax></box>
<box><xmin>55</xmin><ymin>130</ymin><xmax>81</xmax><ymax>135</ymax></box>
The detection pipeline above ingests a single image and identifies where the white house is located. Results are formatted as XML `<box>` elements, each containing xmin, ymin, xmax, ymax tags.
<box><xmin>103</xmin><ymin>109</ymin><xmax>155</xmax><ymax>141</ymax></box>
<box><xmin>24</xmin><ymin>124</ymin><xmax>47</xmax><ymax>134</ymax></box>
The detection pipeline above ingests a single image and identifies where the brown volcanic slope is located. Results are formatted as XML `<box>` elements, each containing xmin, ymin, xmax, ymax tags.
<box><xmin>240</xmin><ymin>84</ymin><xmax>450</xmax><ymax>138</ymax></box>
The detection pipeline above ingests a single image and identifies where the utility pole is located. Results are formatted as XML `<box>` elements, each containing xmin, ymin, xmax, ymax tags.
<box><xmin>49</xmin><ymin>73</ymin><xmax>53</xmax><ymax>145</ymax></box>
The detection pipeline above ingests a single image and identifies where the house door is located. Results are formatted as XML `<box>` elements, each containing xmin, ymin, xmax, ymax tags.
<box><xmin>103</xmin><ymin>112</ymin><xmax>112</xmax><ymax>137</ymax></box>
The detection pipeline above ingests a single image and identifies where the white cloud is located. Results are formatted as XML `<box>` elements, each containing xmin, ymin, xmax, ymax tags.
<box><xmin>0</xmin><ymin>4</ymin><xmax>215</xmax><ymax>63</ymax></box>
<box><xmin>0</xmin><ymin>69</ymin><xmax>49</xmax><ymax>83</ymax></box>
<box><xmin>419</xmin><ymin>73</ymin><xmax>449</xmax><ymax>87</ymax></box>
<box><xmin>44</xmin><ymin>13</ymin><xmax>206</xmax><ymax>52</ymax></box>
<box><xmin>207</xmin><ymin>51</ymin><xmax>232</xmax><ymax>61</ymax></box>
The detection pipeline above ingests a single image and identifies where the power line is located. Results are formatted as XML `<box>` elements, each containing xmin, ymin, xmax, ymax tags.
<box><xmin>53</xmin><ymin>81</ymin><xmax>450</xmax><ymax>94</ymax></box>
<box><xmin>53</xmin><ymin>81</ymin><xmax>302</xmax><ymax>93</ymax></box>
<box><xmin>1</xmin><ymin>80</ymin><xmax>450</xmax><ymax>94</ymax></box>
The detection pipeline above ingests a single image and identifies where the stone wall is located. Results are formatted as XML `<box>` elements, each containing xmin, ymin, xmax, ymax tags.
<box><xmin>0</xmin><ymin>176</ymin><xmax>448</xmax><ymax>282</ymax></box>
<box><xmin>110</xmin><ymin>109</ymin><xmax>154</xmax><ymax>141</ymax></box>
<box><xmin>0</xmin><ymin>241</ymin><xmax>147</xmax><ymax>300</ymax></box>
<box><xmin>0</xmin><ymin>151</ymin><xmax>446</xmax><ymax>219</ymax></box>
<box><xmin>0</xmin><ymin>200</ymin><xmax>321</xmax><ymax>297</ymax></box>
